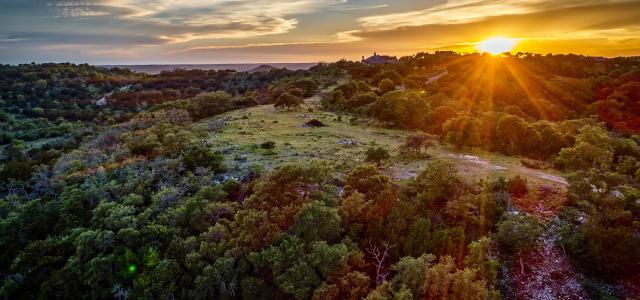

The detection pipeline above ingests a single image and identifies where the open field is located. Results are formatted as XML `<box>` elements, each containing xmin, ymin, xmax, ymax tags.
<box><xmin>202</xmin><ymin>99</ymin><xmax>568</xmax><ymax>189</ymax></box>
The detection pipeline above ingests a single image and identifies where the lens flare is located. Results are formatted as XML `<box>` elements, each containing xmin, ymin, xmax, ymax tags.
<box><xmin>478</xmin><ymin>37</ymin><xmax>517</xmax><ymax>55</ymax></box>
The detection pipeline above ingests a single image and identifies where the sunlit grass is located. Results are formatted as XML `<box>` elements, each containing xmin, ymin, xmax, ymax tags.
<box><xmin>201</xmin><ymin>98</ymin><xmax>566</xmax><ymax>186</ymax></box>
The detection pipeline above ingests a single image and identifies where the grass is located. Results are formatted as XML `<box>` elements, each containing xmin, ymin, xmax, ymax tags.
<box><xmin>200</xmin><ymin>99</ymin><xmax>568</xmax><ymax>190</ymax></box>
<box><xmin>202</xmin><ymin>101</ymin><xmax>411</xmax><ymax>177</ymax></box>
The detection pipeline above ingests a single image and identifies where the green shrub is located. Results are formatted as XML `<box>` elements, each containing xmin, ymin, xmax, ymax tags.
<box><xmin>182</xmin><ymin>143</ymin><xmax>225</xmax><ymax>172</ymax></box>
<box><xmin>126</xmin><ymin>132</ymin><xmax>161</xmax><ymax>155</ymax></box>
<box><xmin>260</xmin><ymin>141</ymin><xmax>276</xmax><ymax>150</ymax></box>
<box><xmin>379</xmin><ymin>79</ymin><xmax>396</xmax><ymax>94</ymax></box>
<box><xmin>365</xmin><ymin>145</ymin><xmax>390</xmax><ymax>166</ymax></box>
<box><xmin>274</xmin><ymin>93</ymin><xmax>302</xmax><ymax>110</ymax></box>
<box><xmin>507</xmin><ymin>175</ymin><xmax>528</xmax><ymax>197</ymax></box>
<box><xmin>0</xmin><ymin>159</ymin><xmax>34</xmax><ymax>182</ymax></box>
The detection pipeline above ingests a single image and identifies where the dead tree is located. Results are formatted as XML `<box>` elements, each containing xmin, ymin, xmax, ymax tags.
<box><xmin>366</xmin><ymin>241</ymin><xmax>396</xmax><ymax>286</ymax></box>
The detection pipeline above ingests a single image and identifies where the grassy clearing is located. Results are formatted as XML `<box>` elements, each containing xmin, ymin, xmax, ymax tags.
<box><xmin>202</xmin><ymin>101</ymin><xmax>410</xmax><ymax>177</ymax></box>
<box><xmin>201</xmin><ymin>99</ymin><xmax>567</xmax><ymax>190</ymax></box>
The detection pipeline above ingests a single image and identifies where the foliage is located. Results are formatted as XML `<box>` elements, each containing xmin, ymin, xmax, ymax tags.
<box><xmin>506</xmin><ymin>175</ymin><xmax>528</xmax><ymax>197</ymax></box>
<box><xmin>3</xmin><ymin>54</ymin><xmax>640</xmax><ymax>299</ymax></box>
<box><xmin>365</xmin><ymin>146</ymin><xmax>390</xmax><ymax>166</ymax></box>
<box><xmin>274</xmin><ymin>92</ymin><xmax>303</xmax><ymax>110</ymax></box>
<box><xmin>496</xmin><ymin>213</ymin><xmax>544</xmax><ymax>254</ymax></box>
<box><xmin>367</xmin><ymin>91</ymin><xmax>430</xmax><ymax>129</ymax></box>
<box><xmin>260</xmin><ymin>141</ymin><xmax>276</xmax><ymax>150</ymax></box>
<box><xmin>182</xmin><ymin>142</ymin><xmax>225</xmax><ymax>172</ymax></box>
<box><xmin>378</xmin><ymin>79</ymin><xmax>395</xmax><ymax>94</ymax></box>
<box><xmin>414</xmin><ymin>160</ymin><xmax>460</xmax><ymax>209</ymax></box>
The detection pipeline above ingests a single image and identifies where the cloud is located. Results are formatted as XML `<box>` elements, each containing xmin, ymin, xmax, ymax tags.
<box><xmin>332</xmin><ymin>30</ymin><xmax>364</xmax><ymax>42</ymax></box>
<box><xmin>2</xmin><ymin>0</ymin><xmax>640</xmax><ymax>63</ymax></box>
<box><xmin>49</xmin><ymin>0</ymin><xmax>348</xmax><ymax>41</ymax></box>
<box><xmin>1</xmin><ymin>31</ymin><xmax>166</xmax><ymax>46</ymax></box>
<box><xmin>357</xmin><ymin>0</ymin><xmax>635</xmax><ymax>30</ymax></box>
<box><xmin>47</xmin><ymin>1</ymin><xmax>136</xmax><ymax>17</ymax></box>
<box><xmin>331</xmin><ymin>4</ymin><xmax>388</xmax><ymax>11</ymax></box>
<box><xmin>341</xmin><ymin>1</ymin><xmax>640</xmax><ymax>51</ymax></box>
<box><xmin>0</xmin><ymin>34</ymin><xmax>31</xmax><ymax>42</ymax></box>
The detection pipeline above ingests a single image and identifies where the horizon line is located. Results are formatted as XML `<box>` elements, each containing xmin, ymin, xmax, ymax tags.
<box><xmin>3</xmin><ymin>51</ymin><xmax>640</xmax><ymax>66</ymax></box>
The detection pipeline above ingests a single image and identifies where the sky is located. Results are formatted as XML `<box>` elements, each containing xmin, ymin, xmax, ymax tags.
<box><xmin>1</xmin><ymin>0</ymin><xmax>640</xmax><ymax>64</ymax></box>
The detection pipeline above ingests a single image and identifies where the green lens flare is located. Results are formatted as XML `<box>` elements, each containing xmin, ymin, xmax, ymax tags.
<box><xmin>128</xmin><ymin>264</ymin><xmax>137</xmax><ymax>274</ymax></box>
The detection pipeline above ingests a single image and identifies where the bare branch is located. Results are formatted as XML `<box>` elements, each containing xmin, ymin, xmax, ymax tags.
<box><xmin>367</xmin><ymin>241</ymin><xmax>396</xmax><ymax>286</ymax></box>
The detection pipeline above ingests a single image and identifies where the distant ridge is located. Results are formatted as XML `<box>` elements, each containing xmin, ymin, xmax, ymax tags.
<box><xmin>100</xmin><ymin>63</ymin><xmax>317</xmax><ymax>74</ymax></box>
<box><xmin>248</xmin><ymin>64</ymin><xmax>278</xmax><ymax>73</ymax></box>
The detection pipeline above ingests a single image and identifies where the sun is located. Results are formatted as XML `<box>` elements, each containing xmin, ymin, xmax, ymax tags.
<box><xmin>477</xmin><ymin>37</ymin><xmax>517</xmax><ymax>55</ymax></box>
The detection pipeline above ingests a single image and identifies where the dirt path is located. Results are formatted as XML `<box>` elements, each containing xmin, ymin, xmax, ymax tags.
<box><xmin>425</xmin><ymin>69</ymin><xmax>448</xmax><ymax>84</ymax></box>
<box><xmin>429</xmin><ymin>151</ymin><xmax>582</xmax><ymax>299</ymax></box>
<box><xmin>397</xmin><ymin>148</ymin><xmax>569</xmax><ymax>188</ymax></box>
<box><xmin>513</xmin><ymin>227</ymin><xmax>588</xmax><ymax>300</ymax></box>
<box><xmin>445</xmin><ymin>152</ymin><xmax>567</xmax><ymax>187</ymax></box>
<box><xmin>216</xmin><ymin>78</ymin><xmax>591</xmax><ymax>300</ymax></box>
<box><xmin>210</xmin><ymin>86</ymin><xmax>589</xmax><ymax>299</ymax></box>
<box><xmin>302</xmin><ymin>76</ymin><xmax>568</xmax><ymax>189</ymax></box>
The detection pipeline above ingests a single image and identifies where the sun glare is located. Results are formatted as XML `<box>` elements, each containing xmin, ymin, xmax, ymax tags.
<box><xmin>478</xmin><ymin>37</ymin><xmax>517</xmax><ymax>55</ymax></box>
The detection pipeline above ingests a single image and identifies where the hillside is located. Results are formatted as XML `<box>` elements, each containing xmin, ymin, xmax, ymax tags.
<box><xmin>1</xmin><ymin>55</ymin><xmax>640</xmax><ymax>299</ymax></box>
<box><xmin>102</xmin><ymin>63</ymin><xmax>316</xmax><ymax>74</ymax></box>
<box><xmin>208</xmin><ymin>92</ymin><xmax>567</xmax><ymax>188</ymax></box>
<box><xmin>248</xmin><ymin>65</ymin><xmax>279</xmax><ymax>73</ymax></box>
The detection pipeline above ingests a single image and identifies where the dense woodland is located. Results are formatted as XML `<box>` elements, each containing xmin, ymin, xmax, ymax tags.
<box><xmin>1</xmin><ymin>52</ymin><xmax>639</xmax><ymax>299</ymax></box>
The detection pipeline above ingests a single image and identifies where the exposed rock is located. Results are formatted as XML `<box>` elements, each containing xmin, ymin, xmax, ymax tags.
<box><xmin>337</xmin><ymin>139</ymin><xmax>358</xmax><ymax>146</ymax></box>
<box><xmin>304</xmin><ymin>119</ymin><xmax>326</xmax><ymax>127</ymax></box>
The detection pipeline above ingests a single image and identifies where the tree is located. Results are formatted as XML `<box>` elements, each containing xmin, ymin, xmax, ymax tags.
<box><xmin>373</xmin><ymin>70</ymin><xmax>403</xmax><ymax>85</ymax></box>
<box><xmin>275</xmin><ymin>92</ymin><xmax>303</xmax><ymax>110</ymax></box>
<box><xmin>340</xmin><ymin>165</ymin><xmax>398</xmax><ymax>226</ymax></box>
<box><xmin>292</xmin><ymin>78</ymin><xmax>319</xmax><ymax>97</ymax></box>
<box><xmin>355</xmin><ymin>81</ymin><xmax>372</xmax><ymax>93</ymax></box>
<box><xmin>404</xmin><ymin>79</ymin><xmax>418</xmax><ymax>89</ymax></box>
<box><xmin>250</xmin><ymin>236</ymin><xmax>352</xmax><ymax>300</ymax></box>
<box><xmin>429</xmin><ymin>106</ymin><xmax>457</xmax><ymax>134</ymax></box>
<box><xmin>402</xmin><ymin>133</ymin><xmax>434</xmax><ymax>153</ymax></box>
<box><xmin>415</xmin><ymin>160</ymin><xmax>460</xmax><ymax>209</ymax></box>
<box><xmin>365</xmin><ymin>145</ymin><xmax>390</xmax><ymax>167</ymax></box>
<box><xmin>496</xmin><ymin>213</ymin><xmax>544</xmax><ymax>274</ymax></box>
<box><xmin>421</xmin><ymin>256</ymin><xmax>489</xmax><ymax>300</ymax></box>
<box><xmin>506</xmin><ymin>175</ymin><xmax>528</xmax><ymax>197</ymax></box>
<box><xmin>366</xmin><ymin>90</ymin><xmax>430</xmax><ymax>129</ymax></box>
<box><xmin>495</xmin><ymin>114</ymin><xmax>539</xmax><ymax>155</ymax></box>
<box><xmin>0</xmin><ymin>159</ymin><xmax>34</xmax><ymax>182</ymax></box>
<box><xmin>366</xmin><ymin>241</ymin><xmax>395</xmax><ymax>286</ymax></box>
<box><xmin>350</xmin><ymin>92</ymin><xmax>378</xmax><ymax>109</ymax></box>
<box><xmin>182</xmin><ymin>142</ymin><xmax>225</xmax><ymax>172</ymax></box>
<box><xmin>378</xmin><ymin>79</ymin><xmax>395</xmax><ymax>94</ymax></box>
<box><xmin>242</xmin><ymin>162</ymin><xmax>331</xmax><ymax>231</ymax></box>
<box><xmin>561</xmin><ymin>220</ymin><xmax>640</xmax><ymax>277</ymax></box>
<box><xmin>125</xmin><ymin>131</ymin><xmax>161</xmax><ymax>156</ymax></box>
<box><xmin>131</xmin><ymin>259</ymin><xmax>181</xmax><ymax>299</ymax></box>
<box><xmin>312</xmin><ymin>271</ymin><xmax>371</xmax><ymax>300</ymax></box>
<box><xmin>444</xmin><ymin>192</ymin><xmax>502</xmax><ymax>240</ymax></box>
<box><xmin>290</xmin><ymin>201</ymin><xmax>342</xmax><ymax>243</ymax></box>
<box><xmin>464</xmin><ymin>237</ymin><xmax>499</xmax><ymax>286</ymax></box>
<box><xmin>443</xmin><ymin>116</ymin><xmax>482</xmax><ymax>148</ymax></box>
<box><xmin>537</xmin><ymin>123</ymin><xmax>568</xmax><ymax>157</ymax></box>
<box><xmin>366</xmin><ymin>254</ymin><xmax>491</xmax><ymax>299</ymax></box>
<box><xmin>555</xmin><ymin>123</ymin><xmax>614</xmax><ymax>170</ymax></box>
